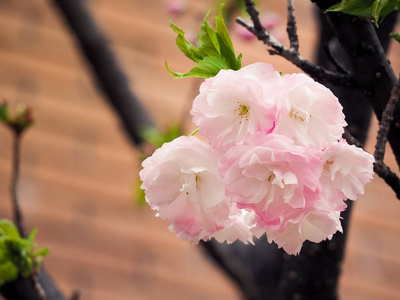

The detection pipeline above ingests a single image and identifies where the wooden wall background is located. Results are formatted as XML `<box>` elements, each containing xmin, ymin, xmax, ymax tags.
<box><xmin>0</xmin><ymin>0</ymin><xmax>399</xmax><ymax>299</ymax></box>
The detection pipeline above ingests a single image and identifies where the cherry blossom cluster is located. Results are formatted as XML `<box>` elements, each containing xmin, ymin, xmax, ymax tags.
<box><xmin>140</xmin><ymin>63</ymin><xmax>374</xmax><ymax>255</ymax></box>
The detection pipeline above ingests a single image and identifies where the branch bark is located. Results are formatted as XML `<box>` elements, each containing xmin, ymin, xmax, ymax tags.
<box><xmin>11</xmin><ymin>132</ymin><xmax>25</xmax><ymax>237</ymax></box>
<box><xmin>236</xmin><ymin>0</ymin><xmax>355</xmax><ymax>88</ymax></box>
<box><xmin>316</xmin><ymin>5</ymin><xmax>400</xmax><ymax>167</ymax></box>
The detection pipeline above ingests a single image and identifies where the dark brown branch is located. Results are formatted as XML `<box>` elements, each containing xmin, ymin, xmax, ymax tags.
<box><xmin>29</xmin><ymin>274</ymin><xmax>46</xmax><ymax>300</ymax></box>
<box><xmin>318</xmin><ymin>8</ymin><xmax>400</xmax><ymax>168</ymax></box>
<box><xmin>11</xmin><ymin>132</ymin><xmax>25</xmax><ymax>237</ymax></box>
<box><xmin>2</xmin><ymin>132</ymin><xmax>65</xmax><ymax>300</ymax></box>
<box><xmin>374</xmin><ymin>161</ymin><xmax>400</xmax><ymax>199</ymax></box>
<box><xmin>236</xmin><ymin>2</ymin><xmax>354</xmax><ymax>88</ymax></box>
<box><xmin>374</xmin><ymin>74</ymin><xmax>400</xmax><ymax>162</ymax></box>
<box><xmin>200</xmin><ymin>240</ymin><xmax>260</xmax><ymax>300</ymax></box>
<box><xmin>286</xmin><ymin>0</ymin><xmax>299</xmax><ymax>51</ymax></box>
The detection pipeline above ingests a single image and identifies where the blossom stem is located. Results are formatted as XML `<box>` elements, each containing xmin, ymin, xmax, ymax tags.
<box><xmin>188</xmin><ymin>128</ymin><xmax>199</xmax><ymax>137</ymax></box>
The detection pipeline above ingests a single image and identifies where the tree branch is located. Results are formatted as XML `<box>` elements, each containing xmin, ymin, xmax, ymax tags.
<box><xmin>316</xmin><ymin>6</ymin><xmax>400</xmax><ymax>168</ymax></box>
<box><xmin>11</xmin><ymin>132</ymin><xmax>25</xmax><ymax>237</ymax></box>
<box><xmin>286</xmin><ymin>0</ymin><xmax>299</xmax><ymax>52</ymax></box>
<box><xmin>236</xmin><ymin>0</ymin><xmax>355</xmax><ymax>88</ymax></box>
<box><xmin>200</xmin><ymin>240</ymin><xmax>260</xmax><ymax>300</ymax></box>
<box><xmin>374</xmin><ymin>74</ymin><xmax>400</xmax><ymax>162</ymax></box>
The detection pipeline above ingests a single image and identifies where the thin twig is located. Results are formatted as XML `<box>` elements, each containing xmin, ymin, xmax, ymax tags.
<box><xmin>237</xmin><ymin>0</ymin><xmax>354</xmax><ymax>88</ymax></box>
<box><xmin>30</xmin><ymin>274</ymin><xmax>47</xmax><ymax>300</ymax></box>
<box><xmin>343</xmin><ymin>129</ymin><xmax>400</xmax><ymax>200</ymax></box>
<box><xmin>11</xmin><ymin>132</ymin><xmax>25</xmax><ymax>237</ymax></box>
<box><xmin>286</xmin><ymin>0</ymin><xmax>299</xmax><ymax>51</ymax></box>
<box><xmin>374</xmin><ymin>74</ymin><xmax>400</xmax><ymax>162</ymax></box>
<box><xmin>373</xmin><ymin>161</ymin><xmax>400</xmax><ymax>199</ymax></box>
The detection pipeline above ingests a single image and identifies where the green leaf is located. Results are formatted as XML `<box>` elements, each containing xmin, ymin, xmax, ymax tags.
<box><xmin>169</xmin><ymin>21</ymin><xmax>203</xmax><ymax>63</ymax></box>
<box><xmin>390</xmin><ymin>32</ymin><xmax>400</xmax><ymax>43</ymax></box>
<box><xmin>167</xmin><ymin>56</ymin><xmax>229</xmax><ymax>79</ymax></box>
<box><xmin>371</xmin><ymin>0</ymin><xmax>400</xmax><ymax>26</ymax></box>
<box><xmin>0</xmin><ymin>220</ymin><xmax>20</xmax><ymax>239</ymax></box>
<box><xmin>27</xmin><ymin>228</ymin><xmax>37</xmax><ymax>242</ymax></box>
<box><xmin>134</xmin><ymin>179</ymin><xmax>146</xmax><ymax>206</ymax></box>
<box><xmin>166</xmin><ymin>4</ymin><xmax>242</xmax><ymax>79</ymax></box>
<box><xmin>0</xmin><ymin>103</ymin><xmax>9</xmax><ymax>123</ymax></box>
<box><xmin>327</xmin><ymin>0</ymin><xmax>375</xmax><ymax>18</ymax></box>
<box><xmin>215</xmin><ymin>4</ymin><xmax>234</xmax><ymax>52</ymax></box>
<box><xmin>0</xmin><ymin>220</ymin><xmax>49</xmax><ymax>282</ymax></box>
<box><xmin>141</xmin><ymin>124</ymin><xmax>183</xmax><ymax>148</ymax></box>
<box><xmin>34</xmin><ymin>248</ymin><xmax>50</xmax><ymax>257</ymax></box>
<box><xmin>0</xmin><ymin>261</ymin><xmax>19</xmax><ymax>286</ymax></box>
<box><xmin>327</xmin><ymin>0</ymin><xmax>400</xmax><ymax>27</ymax></box>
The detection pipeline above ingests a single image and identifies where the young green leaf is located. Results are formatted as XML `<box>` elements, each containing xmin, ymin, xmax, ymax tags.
<box><xmin>27</xmin><ymin>228</ymin><xmax>38</xmax><ymax>242</ymax></box>
<box><xmin>198</xmin><ymin>12</ymin><xmax>221</xmax><ymax>57</ymax></box>
<box><xmin>169</xmin><ymin>21</ymin><xmax>203</xmax><ymax>63</ymax></box>
<box><xmin>0</xmin><ymin>219</ymin><xmax>49</xmax><ymax>286</ymax></box>
<box><xmin>215</xmin><ymin>4</ymin><xmax>234</xmax><ymax>51</ymax></box>
<box><xmin>390</xmin><ymin>32</ymin><xmax>400</xmax><ymax>43</ymax></box>
<box><xmin>0</xmin><ymin>103</ymin><xmax>10</xmax><ymax>123</ymax></box>
<box><xmin>167</xmin><ymin>56</ymin><xmax>230</xmax><ymax>79</ymax></box>
<box><xmin>166</xmin><ymin>4</ymin><xmax>242</xmax><ymax>79</ymax></box>
<box><xmin>0</xmin><ymin>219</ymin><xmax>21</xmax><ymax>239</ymax></box>
<box><xmin>34</xmin><ymin>248</ymin><xmax>50</xmax><ymax>257</ymax></box>
<box><xmin>327</xmin><ymin>0</ymin><xmax>375</xmax><ymax>18</ymax></box>
<box><xmin>0</xmin><ymin>261</ymin><xmax>19</xmax><ymax>286</ymax></box>
<box><xmin>327</xmin><ymin>0</ymin><xmax>400</xmax><ymax>27</ymax></box>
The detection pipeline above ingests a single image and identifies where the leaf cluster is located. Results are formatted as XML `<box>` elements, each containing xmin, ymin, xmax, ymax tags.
<box><xmin>166</xmin><ymin>4</ymin><xmax>242</xmax><ymax>79</ymax></box>
<box><xmin>140</xmin><ymin>124</ymin><xmax>183</xmax><ymax>150</ymax></box>
<box><xmin>0</xmin><ymin>219</ymin><xmax>49</xmax><ymax>286</ymax></box>
<box><xmin>327</xmin><ymin>0</ymin><xmax>400</xmax><ymax>27</ymax></box>
<box><xmin>0</xmin><ymin>102</ymin><xmax>34</xmax><ymax>134</ymax></box>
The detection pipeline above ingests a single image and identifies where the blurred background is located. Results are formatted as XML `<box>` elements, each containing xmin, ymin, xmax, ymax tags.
<box><xmin>0</xmin><ymin>0</ymin><xmax>399</xmax><ymax>299</ymax></box>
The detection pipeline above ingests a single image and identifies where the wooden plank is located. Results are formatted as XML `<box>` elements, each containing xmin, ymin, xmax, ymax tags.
<box><xmin>0</xmin><ymin>14</ymin><xmax>82</xmax><ymax>70</ymax></box>
<box><xmin>341</xmin><ymin>250</ymin><xmax>400</xmax><ymax>297</ymax></box>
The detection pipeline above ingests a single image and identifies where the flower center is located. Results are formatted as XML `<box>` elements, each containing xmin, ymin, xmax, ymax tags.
<box><xmin>324</xmin><ymin>160</ymin><xmax>334</xmax><ymax>172</ymax></box>
<box><xmin>235</xmin><ymin>102</ymin><xmax>250</xmax><ymax>123</ymax></box>
<box><xmin>195</xmin><ymin>174</ymin><xmax>200</xmax><ymax>189</ymax></box>
<box><xmin>267</xmin><ymin>172</ymin><xmax>275</xmax><ymax>182</ymax></box>
<box><xmin>289</xmin><ymin>108</ymin><xmax>310</xmax><ymax>122</ymax></box>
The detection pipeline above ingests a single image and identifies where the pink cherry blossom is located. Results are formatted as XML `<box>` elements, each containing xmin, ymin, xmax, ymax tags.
<box><xmin>191</xmin><ymin>63</ymin><xmax>282</xmax><ymax>150</ymax></box>
<box><xmin>273</xmin><ymin>73</ymin><xmax>347</xmax><ymax>147</ymax></box>
<box><xmin>140</xmin><ymin>136</ymin><xmax>230</xmax><ymax>241</ymax></box>
<box><xmin>140</xmin><ymin>60</ymin><xmax>376</xmax><ymax>255</ymax></box>
<box><xmin>212</xmin><ymin>206</ymin><xmax>256</xmax><ymax>245</ymax></box>
<box><xmin>265</xmin><ymin>201</ymin><xmax>343</xmax><ymax>255</ymax></box>
<box><xmin>220</xmin><ymin>133</ymin><xmax>323</xmax><ymax>232</ymax></box>
<box><xmin>320</xmin><ymin>139</ymin><xmax>375</xmax><ymax>203</ymax></box>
